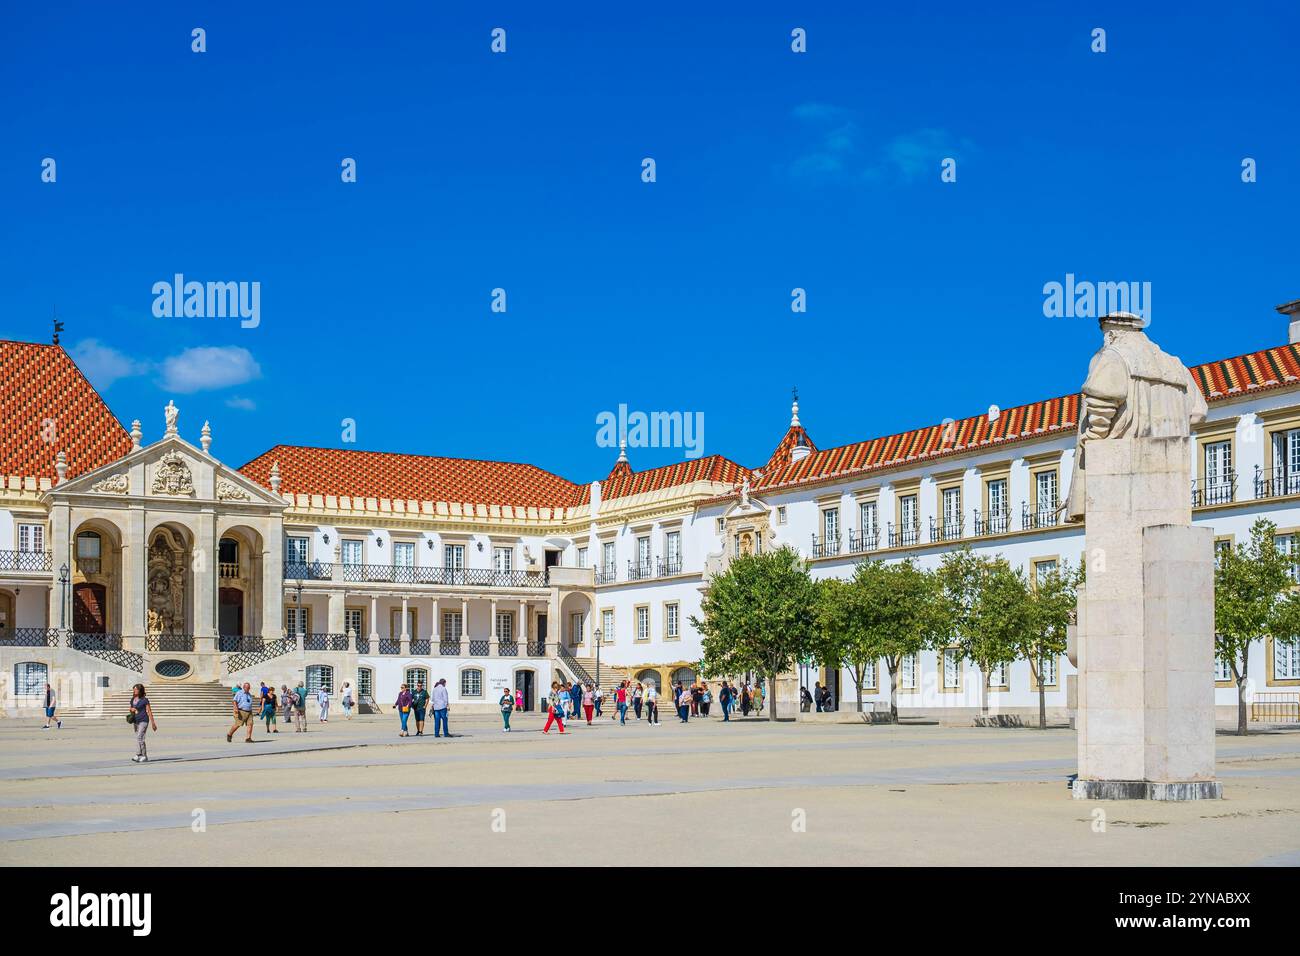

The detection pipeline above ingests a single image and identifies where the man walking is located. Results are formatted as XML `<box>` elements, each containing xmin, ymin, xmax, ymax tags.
<box><xmin>719</xmin><ymin>681</ymin><xmax>732</xmax><ymax>722</ymax></box>
<box><xmin>227</xmin><ymin>681</ymin><xmax>255</xmax><ymax>743</ymax></box>
<box><xmin>644</xmin><ymin>682</ymin><xmax>658</xmax><ymax>725</ymax></box>
<box><xmin>293</xmin><ymin>681</ymin><xmax>308</xmax><ymax>732</ymax></box>
<box><xmin>430</xmin><ymin>678</ymin><xmax>450</xmax><ymax>738</ymax></box>
<box><xmin>412</xmin><ymin>681</ymin><xmax>430</xmax><ymax>736</ymax></box>
<box><xmin>42</xmin><ymin>682</ymin><xmax>61</xmax><ymax>729</ymax></box>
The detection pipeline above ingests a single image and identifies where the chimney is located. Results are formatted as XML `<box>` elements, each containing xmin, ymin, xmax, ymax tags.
<box><xmin>1280</xmin><ymin>298</ymin><xmax>1300</xmax><ymax>345</ymax></box>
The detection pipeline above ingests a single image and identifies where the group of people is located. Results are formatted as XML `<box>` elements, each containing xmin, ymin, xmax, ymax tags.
<box><xmin>538</xmin><ymin>677</ymin><xmax>765</xmax><ymax>732</ymax></box>
<box><xmin>393</xmin><ymin>679</ymin><xmax>451</xmax><ymax>737</ymax></box>
<box><xmin>800</xmin><ymin>682</ymin><xmax>837</xmax><ymax>713</ymax></box>
<box><xmin>227</xmin><ymin>680</ymin><xmax>357</xmax><ymax>743</ymax></box>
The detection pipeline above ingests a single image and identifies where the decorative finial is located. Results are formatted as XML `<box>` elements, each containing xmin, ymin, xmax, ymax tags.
<box><xmin>130</xmin><ymin>419</ymin><xmax>143</xmax><ymax>450</ymax></box>
<box><xmin>790</xmin><ymin>386</ymin><xmax>801</xmax><ymax>428</ymax></box>
<box><xmin>617</xmin><ymin>439</ymin><xmax>628</xmax><ymax>464</ymax></box>
<box><xmin>164</xmin><ymin>400</ymin><xmax>179</xmax><ymax>436</ymax></box>
<box><xmin>52</xmin><ymin>307</ymin><xmax>64</xmax><ymax>347</ymax></box>
<box><xmin>269</xmin><ymin>460</ymin><xmax>282</xmax><ymax>494</ymax></box>
<box><xmin>55</xmin><ymin>451</ymin><xmax>67</xmax><ymax>484</ymax></box>
<box><xmin>200</xmin><ymin>420</ymin><xmax>212</xmax><ymax>454</ymax></box>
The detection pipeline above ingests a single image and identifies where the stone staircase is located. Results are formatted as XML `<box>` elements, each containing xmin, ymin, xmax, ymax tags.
<box><xmin>556</xmin><ymin>653</ymin><xmax>630</xmax><ymax>697</ymax></box>
<box><xmin>60</xmin><ymin>681</ymin><xmax>237</xmax><ymax>719</ymax></box>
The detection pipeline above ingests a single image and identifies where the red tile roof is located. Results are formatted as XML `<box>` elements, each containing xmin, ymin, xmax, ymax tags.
<box><xmin>0</xmin><ymin>341</ymin><xmax>132</xmax><ymax>481</ymax></box>
<box><xmin>240</xmin><ymin>445</ymin><xmax>589</xmax><ymax>509</ymax></box>
<box><xmin>1191</xmin><ymin>341</ymin><xmax>1300</xmax><ymax>398</ymax></box>
<box><xmin>600</xmin><ymin>454</ymin><xmax>747</xmax><ymax>501</ymax></box>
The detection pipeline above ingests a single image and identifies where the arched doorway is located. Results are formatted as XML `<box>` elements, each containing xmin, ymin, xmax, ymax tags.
<box><xmin>146</xmin><ymin>525</ymin><xmax>192</xmax><ymax>635</ymax></box>
<box><xmin>0</xmin><ymin>590</ymin><xmax>14</xmax><ymax>640</ymax></box>
<box><xmin>71</xmin><ymin>521</ymin><xmax>123</xmax><ymax>634</ymax></box>
<box><xmin>216</xmin><ymin>525</ymin><xmax>264</xmax><ymax>640</ymax></box>
<box><xmin>670</xmin><ymin>666</ymin><xmax>697</xmax><ymax>689</ymax></box>
<box><xmin>635</xmin><ymin>668</ymin><xmax>661</xmax><ymax>691</ymax></box>
<box><xmin>73</xmin><ymin>583</ymin><xmax>107</xmax><ymax>633</ymax></box>
<box><xmin>514</xmin><ymin>667</ymin><xmax>537</xmax><ymax>711</ymax></box>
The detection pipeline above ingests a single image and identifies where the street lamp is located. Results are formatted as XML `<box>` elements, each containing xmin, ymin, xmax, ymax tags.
<box><xmin>58</xmin><ymin>563</ymin><xmax>69</xmax><ymax>630</ymax></box>
<box><xmin>593</xmin><ymin>627</ymin><xmax>602</xmax><ymax>687</ymax></box>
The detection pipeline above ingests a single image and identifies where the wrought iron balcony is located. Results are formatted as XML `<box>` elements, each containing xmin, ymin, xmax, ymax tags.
<box><xmin>353</xmin><ymin>635</ymin><xmax>370</xmax><ymax>654</ymax></box>
<box><xmin>973</xmin><ymin>509</ymin><xmax>1011</xmax><ymax>537</ymax></box>
<box><xmin>439</xmin><ymin>640</ymin><xmax>461</xmax><ymax>656</ymax></box>
<box><xmin>497</xmin><ymin>640</ymin><xmax>519</xmax><ymax>656</ymax></box>
<box><xmin>1191</xmin><ymin>472</ymin><xmax>1236</xmax><ymax>507</ymax></box>
<box><xmin>146</xmin><ymin>634</ymin><xmax>194</xmax><ymax>652</ymax></box>
<box><xmin>527</xmin><ymin>638</ymin><xmax>546</xmax><ymax>656</ymax></box>
<box><xmin>628</xmin><ymin>559</ymin><xmax>655</xmax><ymax>581</ymax></box>
<box><xmin>219</xmin><ymin>635</ymin><xmax>266</xmax><ymax>652</ymax></box>
<box><xmin>69</xmin><ymin>632</ymin><xmax>124</xmax><ymax>651</ymax></box>
<box><xmin>304</xmin><ymin>632</ymin><xmax>350</xmax><ymax>652</ymax></box>
<box><xmin>409</xmin><ymin>637</ymin><xmax>431</xmax><ymax>655</ymax></box>
<box><xmin>595</xmin><ymin>565</ymin><xmax>618</xmax><ymax>585</ymax></box>
<box><xmin>468</xmin><ymin>638</ymin><xmax>491</xmax><ymax>656</ymax></box>
<box><xmin>887</xmin><ymin>523</ymin><xmax>920</xmax><ymax>548</ymax></box>
<box><xmin>1022</xmin><ymin>501</ymin><xmax>1060</xmax><ymax>531</ymax></box>
<box><xmin>334</xmin><ymin>563</ymin><xmax>547</xmax><ymax>588</ymax></box>
<box><xmin>658</xmin><ymin>557</ymin><xmax>683</xmax><ymax>577</ymax></box>
<box><xmin>1253</xmin><ymin>466</ymin><xmax>1300</xmax><ymax>500</ymax></box>
<box><xmin>378</xmin><ymin>638</ymin><xmax>400</xmax><ymax>655</ymax></box>
<box><xmin>0</xmin><ymin>550</ymin><xmax>53</xmax><ymax>573</ymax></box>
<box><xmin>848</xmin><ymin>529</ymin><xmax>879</xmax><ymax>554</ymax></box>
<box><xmin>283</xmin><ymin>560</ymin><xmax>333</xmax><ymax>580</ymax></box>
<box><xmin>929</xmin><ymin>516</ymin><xmax>964</xmax><ymax>543</ymax></box>
<box><xmin>0</xmin><ymin>627</ymin><xmax>59</xmax><ymax>647</ymax></box>
<box><xmin>811</xmin><ymin>533</ymin><xmax>841</xmax><ymax>558</ymax></box>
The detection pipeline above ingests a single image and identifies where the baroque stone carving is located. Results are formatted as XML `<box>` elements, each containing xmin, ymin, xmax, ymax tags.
<box><xmin>90</xmin><ymin>472</ymin><xmax>129</xmax><ymax>495</ymax></box>
<box><xmin>152</xmin><ymin>451</ymin><xmax>194</xmax><ymax>497</ymax></box>
<box><xmin>216</xmin><ymin>478</ymin><xmax>251</xmax><ymax>501</ymax></box>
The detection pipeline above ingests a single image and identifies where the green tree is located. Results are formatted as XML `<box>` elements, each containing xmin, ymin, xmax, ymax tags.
<box><xmin>1019</xmin><ymin>560</ymin><xmax>1078</xmax><ymax>729</ymax></box>
<box><xmin>967</xmin><ymin>558</ymin><xmax>1033</xmax><ymax>717</ymax></box>
<box><xmin>1215</xmin><ymin>518</ymin><xmax>1300</xmax><ymax>735</ymax></box>
<box><xmin>868</xmin><ymin>559</ymin><xmax>944</xmax><ymax>722</ymax></box>
<box><xmin>813</xmin><ymin>561</ymin><xmax>915</xmax><ymax>713</ymax></box>
<box><xmin>691</xmin><ymin>546</ymin><xmax>817</xmax><ymax>722</ymax></box>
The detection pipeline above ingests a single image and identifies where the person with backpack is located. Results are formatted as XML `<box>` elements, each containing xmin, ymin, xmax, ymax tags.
<box><xmin>498</xmin><ymin>686</ymin><xmax>515</xmax><ymax>732</ymax></box>
<box><xmin>543</xmin><ymin>681</ymin><xmax>566</xmax><ymax>734</ymax></box>
<box><xmin>293</xmin><ymin>682</ymin><xmax>308</xmax><ymax>732</ymax></box>
<box><xmin>411</xmin><ymin>681</ymin><xmax>430</xmax><ymax>736</ymax></box>
<box><xmin>280</xmin><ymin>685</ymin><xmax>294</xmax><ymax>725</ymax></box>
<box><xmin>129</xmin><ymin>683</ymin><xmax>156</xmax><ymax>763</ymax></box>
<box><xmin>395</xmin><ymin>683</ymin><xmax>413</xmax><ymax>736</ymax></box>
<box><xmin>340</xmin><ymin>682</ymin><xmax>355</xmax><ymax>720</ymax></box>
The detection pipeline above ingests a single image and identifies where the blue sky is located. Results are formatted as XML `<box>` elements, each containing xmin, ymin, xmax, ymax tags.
<box><xmin>2</xmin><ymin>1</ymin><xmax>1297</xmax><ymax>482</ymax></box>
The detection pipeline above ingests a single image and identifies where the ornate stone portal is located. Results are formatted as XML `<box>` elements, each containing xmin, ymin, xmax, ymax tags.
<box><xmin>146</xmin><ymin>530</ymin><xmax>188</xmax><ymax>635</ymax></box>
<box><xmin>1070</xmin><ymin>312</ymin><xmax>1221</xmax><ymax>800</ymax></box>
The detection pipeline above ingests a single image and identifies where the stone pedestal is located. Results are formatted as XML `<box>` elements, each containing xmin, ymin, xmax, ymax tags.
<box><xmin>1073</xmin><ymin>439</ymin><xmax>1221</xmax><ymax>800</ymax></box>
<box><xmin>774</xmin><ymin>669</ymin><xmax>801</xmax><ymax>721</ymax></box>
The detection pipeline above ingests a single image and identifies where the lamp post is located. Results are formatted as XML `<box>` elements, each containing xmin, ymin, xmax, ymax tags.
<box><xmin>593</xmin><ymin>627</ymin><xmax>602</xmax><ymax>687</ymax></box>
<box><xmin>58</xmin><ymin>563</ymin><xmax>69</xmax><ymax>631</ymax></box>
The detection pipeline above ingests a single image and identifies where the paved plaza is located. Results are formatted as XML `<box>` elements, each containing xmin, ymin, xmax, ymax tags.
<box><xmin>1</xmin><ymin>713</ymin><xmax>1298</xmax><ymax>866</ymax></box>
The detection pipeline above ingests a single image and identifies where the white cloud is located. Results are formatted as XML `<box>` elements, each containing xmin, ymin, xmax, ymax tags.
<box><xmin>225</xmin><ymin>396</ymin><xmax>257</xmax><ymax>411</ymax></box>
<box><xmin>159</xmin><ymin>346</ymin><xmax>261</xmax><ymax>394</ymax></box>
<box><xmin>69</xmin><ymin>338</ymin><xmax>150</xmax><ymax>390</ymax></box>
<box><xmin>787</xmin><ymin>104</ymin><xmax>973</xmax><ymax>185</ymax></box>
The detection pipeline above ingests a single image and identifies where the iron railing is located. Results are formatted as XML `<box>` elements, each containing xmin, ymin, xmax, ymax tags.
<box><xmin>497</xmin><ymin>640</ymin><xmax>519</xmax><ymax>656</ymax></box>
<box><xmin>0</xmin><ymin>627</ymin><xmax>59</xmax><ymax>646</ymax></box>
<box><xmin>527</xmin><ymin>638</ymin><xmax>546</xmax><ymax>656</ymax></box>
<box><xmin>146</xmin><ymin>634</ymin><xmax>194</xmax><ymax>652</ymax></box>
<box><xmin>224</xmin><ymin>637</ymin><xmax>295</xmax><ymax>674</ymax></box>
<box><xmin>1254</xmin><ymin>466</ymin><xmax>1300</xmax><ymax>500</ymax></box>
<box><xmin>334</xmin><ymin>563</ymin><xmax>547</xmax><ymax>588</ymax></box>
<box><xmin>1022</xmin><ymin>501</ymin><xmax>1060</xmax><ymax>531</ymax></box>
<box><xmin>1251</xmin><ymin>692</ymin><xmax>1300</xmax><ymax>723</ymax></box>
<box><xmin>930</xmin><ymin>516</ymin><xmax>964</xmax><ymax>543</ymax></box>
<box><xmin>848</xmin><ymin>529</ymin><xmax>879</xmax><ymax>553</ymax></box>
<box><xmin>283</xmin><ymin>560</ymin><xmax>333</xmax><ymax>580</ymax></box>
<box><xmin>304</xmin><ymin>632</ymin><xmax>349</xmax><ymax>652</ymax></box>
<box><xmin>628</xmin><ymin>560</ymin><xmax>655</xmax><ymax>581</ymax></box>
<box><xmin>0</xmin><ymin>550</ymin><xmax>53</xmax><ymax>573</ymax></box>
<box><xmin>354</xmin><ymin>635</ymin><xmax>370</xmax><ymax>654</ymax></box>
<box><xmin>68</xmin><ymin>632</ymin><xmax>123</xmax><ymax>651</ymax></box>
<box><xmin>556</xmin><ymin>646</ymin><xmax>597</xmax><ymax>687</ymax></box>
<box><xmin>973</xmin><ymin>509</ymin><xmax>1011</xmax><ymax>536</ymax></box>
<box><xmin>888</xmin><ymin>523</ymin><xmax>920</xmax><ymax>548</ymax></box>
<box><xmin>595</xmin><ymin>565</ymin><xmax>618</xmax><ymax>585</ymax></box>
<box><xmin>469</xmin><ymin>638</ymin><xmax>491</xmax><ymax>656</ymax></box>
<box><xmin>440</xmin><ymin>640</ymin><xmax>461</xmax><ymax>656</ymax></box>
<box><xmin>1191</xmin><ymin>472</ymin><xmax>1237</xmax><ymax>507</ymax></box>
<box><xmin>658</xmin><ymin>557</ymin><xmax>683</xmax><ymax>577</ymax></box>
<box><xmin>219</xmin><ymin>635</ymin><xmax>264</xmax><ymax>653</ymax></box>
<box><xmin>811</xmin><ymin>533</ymin><xmax>841</xmax><ymax>558</ymax></box>
<box><xmin>378</xmin><ymin>638</ymin><xmax>400</xmax><ymax>655</ymax></box>
<box><xmin>410</xmin><ymin>638</ymin><xmax>432</xmax><ymax>655</ymax></box>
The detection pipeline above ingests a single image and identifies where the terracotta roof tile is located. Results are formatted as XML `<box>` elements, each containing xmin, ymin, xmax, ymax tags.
<box><xmin>0</xmin><ymin>340</ymin><xmax>132</xmax><ymax>481</ymax></box>
<box><xmin>600</xmin><ymin>454</ymin><xmax>747</xmax><ymax>501</ymax></box>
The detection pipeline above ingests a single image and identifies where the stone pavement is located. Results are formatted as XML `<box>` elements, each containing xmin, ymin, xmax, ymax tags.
<box><xmin>1</xmin><ymin>711</ymin><xmax>1297</xmax><ymax>865</ymax></box>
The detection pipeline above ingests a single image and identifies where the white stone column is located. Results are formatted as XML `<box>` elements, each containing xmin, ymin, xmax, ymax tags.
<box><xmin>400</xmin><ymin>595</ymin><xmax>410</xmax><ymax>654</ymax></box>
<box><xmin>327</xmin><ymin>590</ymin><xmax>345</xmax><ymax>633</ymax></box>
<box><xmin>489</xmin><ymin>598</ymin><xmax>498</xmax><ymax>655</ymax></box>
<box><xmin>124</xmin><ymin>507</ymin><xmax>146</xmax><ymax>644</ymax></box>
<box><xmin>369</xmin><ymin>595</ymin><xmax>378</xmax><ymax>640</ymax></box>
<box><xmin>260</xmin><ymin>523</ymin><xmax>283</xmax><ymax>642</ymax></box>
<box><xmin>194</xmin><ymin>509</ymin><xmax>216</xmax><ymax>644</ymax></box>
<box><xmin>461</xmin><ymin>597</ymin><xmax>468</xmax><ymax>655</ymax></box>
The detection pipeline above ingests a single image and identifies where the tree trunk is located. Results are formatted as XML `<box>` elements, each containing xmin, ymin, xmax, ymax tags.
<box><xmin>981</xmin><ymin>667</ymin><xmax>990</xmax><ymax>717</ymax></box>
<box><xmin>887</xmin><ymin>659</ymin><xmax>899</xmax><ymax>723</ymax></box>
<box><xmin>767</xmin><ymin>665</ymin><xmax>777</xmax><ymax>722</ymax></box>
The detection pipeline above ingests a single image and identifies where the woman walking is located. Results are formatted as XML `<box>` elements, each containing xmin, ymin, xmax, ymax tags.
<box><xmin>701</xmin><ymin>686</ymin><xmax>711</xmax><ymax>718</ymax></box>
<box><xmin>340</xmin><ymin>682</ymin><xmax>354</xmax><ymax>720</ymax></box>
<box><xmin>395</xmin><ymin>683</ymin><xmax>413</xmax><ymax>737</ymax></box>
<box><xmin>740</xmin><ymin>683</ymin><xmax>752</xmax><ymax>718</ymax></box>
<box><xmin>676</xmin><ymin>683</ymin><xmax>690</xmax><ymax>723</ymax></box>
<box><xmin>632</xmin><ymin>683</ymin><xmax>644</xmax><ymax>720</ymax></box>
<box><xmin>582</xmin><ymin>683</ymin><xmax>595</xmax><ymax>725</ymax></box>
<box><xmin>499</xmin><ymin>686</ymin><xmax>515</xmax><ymax>732</ymax></box>
<box><xmin>543</xmin><ymin>681</ymin><xmax>566</xmax><ymax>734</ymax></box>
<box><xmin>644</xmin><ymin>683</ymin><xmax>659</xmax><ymax>725</ymax></box>
<box><xmin>261</xmin><ymin>685</ymin><xmax>278</xmax><ymax>733</ymax></box>
<box><xmin>129</xmin><ymin>683</ymin><xmax>156</xmax><ymax>763</ymax></box>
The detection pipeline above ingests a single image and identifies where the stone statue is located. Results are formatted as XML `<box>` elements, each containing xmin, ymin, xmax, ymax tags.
<box><xmin>147</xmin><ymin>608</ymin><xmax>164</xmax><ymax>636</ymax></box>
<box><xmin>164</xmin><ymin>400</ymin><xmax>179</xmax><ymax>435</ymax></box>
<box><xmin>1063</xmin><ymin>312</ymin><xmax>1207</xmax><ymax>522</ymax></box>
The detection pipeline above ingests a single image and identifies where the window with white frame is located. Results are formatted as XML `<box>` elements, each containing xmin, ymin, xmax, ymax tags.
<box><xmin>18</xmin><ymin>523</ymin><xmax>45</xmax><ymax>554</ymax></box>
<box><xmin>777</xmin><ymin>506</ymin><xmax>787</xmax><ymax>525</ymax></box>
<box><xmin>570</xmin><ymin>612</ymin><xmax>584</xmax><ymax>645</ymax></box>
<box><xmin>392</xmin><ymin>541</ymin><xmax>415</xmax><ymax>569</ymax></box>
<box><xmin>306</xmin><ymin>664</ymin><xmax>334</xmax><ymax>695</ymax></box>
<box><xmin>1037</xmin><ymin>650</ymin><xmax>1058</xmax><ymax>686</ymax></box>
<box><xmin>636</xmin><ymin>606</ymin><xmax>650</xmax><ymax>642</ymax></box>
<box><xmin>1214</xmin><ymin>652</ymin><xmax>1232</xmax><ymax>682</ymax></box>
<box><xmin>444</xmin><ymin>544</ymin><xmax>465</xmax><ymax>572</ymax></box>
<box><xmin>1274</xmin><ymin>639</ymin><xmax>1300</xmax><ymax>681</ymax></box>
<box><xmin>990</xmin><ymin>660</ymin><xmax>1011</xmax><ymax>688</ymax></box>
<box><xmin>665</xmin><ymin>603</ymin><xmax>679</xmax><ymax>640</ymax></box>
<box><xmin>636</xmin><ymin>536</ymin><xmax>651</xmax><ymax>574</ymax></box>
<box><xmin>285</xmin><ymin>606</ymin><xmax>309</xmax><ymax>637</ymax></box>
<box><xmin>344</xmin><ymin>607</ymin><xmax>364</xmax><ymax>637</ymax></box>
<box><xmin>942</xmin><ymin>648</ymin><xmax>961</xmax><ymax>689</ymax></box>
<box><xmin>863</xmin><ymin>659</ymin><xmax>876</xmax><ymax>690</ymax></box>
<box><xmin>1034</xmin><ymin>559</ymin><xmax>1058</xmax><ymax>587</ymax></box>
<box><xmin>461</xmin><ymin>668</ymin><xmax>483</xmax><ymax>697</ymax></box>
<box><xmin>822</xmin><ymin>507</ymin><xmax>839</xmax><ymax>544</ymax></box>
<box><xmin>341</xmin><ymin>539</ymin><xmax>363</xmax><ymax>566</ymax></box>
<box><xmin>1204</xmin><ymin>440</ymin><xmax>1232</xmax><ymax>487</ymax></box>
<box><xmin>286</xmin><ymin>535</ymin><xmax>309</xmax><ymax>564</ymax></box>
<box><xmin>602</xmin><ymin>608</ymin><xmax>615</xmax><ymax>644</ymax></box>
<box><xmin>715</xmin><ymin>517</ymin><xmax>726</xmax><ymax>533</ymax></box>
<box><xmin>942</xmin><ymin>486</ymin><xmax>961</xmax><ymax>533</ymax></box>
<box><xmin>901</xmin><ymin>653</ymin><xmax>917</xmax><ymax>689</ymax></box>
<box><xmin>1036</xmin><ymin>469</ymin><xmax>1059</xmax><ymax>513</ymax></box>
<box><xmin>900</xmin><ymin>494</ymin><xmax>917</xmax><ymax>530</ymax></box>
<box><xmin>357</xmin><ymin>667</ymin><xmax>373</xmax><ymax>699</ymax></box>
<box><xmin>577</xmin><ymin>546</ymin><xmax>588</xmax><ymax>568</ymax></box>
<box><xmin>665</xmin><ymin>530</ymin><xmax>682</xmax><ymax>572</ymax></box>
<box><xmin>987</xmin><ymin>477</ymin><xmax>1008</xmax><ymax>517</ymax></box>
<box><xmin>1276</xmin><ymin>533</ymin><xmax>1298</xmax><ymax>583</ymax></box>
<box><xmin>404</xmin><ymin>667</ymin><xmax>428</xmax><ymax>689</ymax></box>
<box><xmin>860</xmin><ymin>501</ymin><xmax>878</xmax><ymax>540</ymax></box>
<box><xmin>441</xmin><ymin>612</ymin><xmax>463</xmax><ymax>642</ymax></box>
<box><xmin>602</xmin><ymin>541</ymin><xmax>616</xmax><ymax>574</ymax></box>
<box><xmin>493</xmin><ymin>546</ymin><xmax>512</xmax><ymax>572</ymax></box>
<box><xmin>1271</xmin><ymin>428</ymin><xmax>1300</xmax><ymax>491</ymax></box>
<box><xmin>1214</xmin><ymin>538</ymin><xmax>1231</xmax><ymax>569</ymax></box>
<box><xmin>495</xmin><ymin>611</ymin><xmax>513</xmax><ymax>642</ymax></box>
<box><xmin>14</xmin><ymin>662</ymin><xmax>47</xmax><ymax>696</ymax></box>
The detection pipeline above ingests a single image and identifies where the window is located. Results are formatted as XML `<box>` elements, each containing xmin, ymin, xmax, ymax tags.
<box><xmin>461</xmin><ymin>668</ymin><xmax>484</xmax><ymax>697</ymax></box>
<box><xmin>715</xmin><ymin>517</ymin><xmax>726</xmax><ymax>533</ymax></box>
<box><xmin>942</xmin><ymin>648</ymin><xmax>961</xmax><ymax>690</ymax></box>
<box><xmin>637</xmin><ymin>536</ymin><xmax>651</xmax><ymax>574</ymax></box>
<box><xmin>441</xmin><ymin>612</ymin><xmax>463</xmax><ymax>642</ymax></box>
<box><xmin>444</xmin><ymin>544</ymin><xmax>465</xmax><ymax>572</ymax></box>
<box><xmin>665</xmin><ymin>530</ymin><xmax>682</xmax><ymax>573</ymax></box>
<box><xmin>357</xmin><ymin>667</ymin><xmax>373</xmax><ymax>700</ymax></box>
<box><xmin>602</xmin><ymin>541</ymin><xmax>616</xmax><ymax>574</ymax></box>
<box><xmin>14</xmin><ymin>662</ymin><xmax>47</xmax><ymax>696</ymax></box>
<box><xmin>901</xmin><ymin>654</ymin><xmax>917</xmax><ymax>690</ymax></box>
<box><xmin>1276</xmin><ymin>534</ymin><xmax>1298</xmax><ymax>583</ymax></box>
<box><xmin>389</xmin><ymin>607</ymin><xmax>416</xmax><ymax>638</ymax></box>
<box><xmin>404</xmin><ymin>667</ymin><xmax>428</xmax><ymax>689</ymax></box>
<box><xmin>942</xmin><ymin>487</ymin><xmax>961</xmax><ymax>534</ymax></box>
<box><xmin>393</xmin><ymin>541</ymin><xmax>415</xmax><ymax>569</ymax></box>
<box><xmin>636</xmin><ymin>606</ymin><xmax>650</xmax><ymax>642</ymax></box>
<box><xmin>777</xmin><ymin>506</ymin><xmax>787</xmax><ymax>525</ymax></box>
<box><xmin>1274</xmin><ymin>640</ymin><xmax>1300</xmax><ymax>681</ymax></box>
<box><xmin>577</xmin><ymin>546</ymin><xmax>588</xmax><ymax>568</ymax></box>
<box><xmin>990</xmin><ymin>660</ymin><xmax>1011</xmax><ymax>689</ymax></box>
<box><xmin>987</xmin><ymin>477</ymin><xmax>1008</xmax><ymax>516</ymax></box>
<box><xmin>493</xmin><ymin>546</ymin><xmax>512</xmax><ymax>572</ymax></box>
<box><xmin>602</xmin><ymin>608</ymin><xmax>615</xmax><ymax>644</ymax></box>
<box><xmin>285</xmin><ymin>536</ymin><xmax>308</xmax><ymax>564</ymax></box>
<box><xmin>863</xmin><ymin>659</ymin><xmax>876</xmax><ymax>690</ymax></box>
<box><xmin>1271</xmin><ymin>428</ymin><xmax>1300</xmax><ymax>493</ymax></box>
<box><xmin>1034</xmin><ymin>650</ymin><xmax>1058</xmax><ymax>687</ymax></box>
<box><xmin>1214</xmin><ymin>653</ymin><xmax>1232</xmax><ymax>683</ymax></box>
<box><xmin>1035</xmin><ymin>469</ymin><xmax>1059</xmax><ymax>513</ymax></box>
<box><xmin>17</xmin><ymin>523</ymin><xmax>45</xmax><ymax>553</ymax></box>
<box><xmin>822</xmin><ymin>507</ymin><xmax>839</xmax><ymax>543</ymax></box>
<box><xmin>569</xmin><ymin>612</ymin><xmax>584</xmax><ymax>645</ymax></box>
<box><xmin>860</xmin><ymin>501</ymin><xmax>878</xmax><ymax>538</ymax></box>
<box><xmin>1205</xmin><ymin>440</ymin><xmax>1231</xmax><ymax>485</ymax></box>
<box><xmin>285</xmin><ymin>606</ymin><xmax>309</xmax><ymax>636</ymax></box>
<box><xmin>665</xmin><ymin>603</ymin><xmax>680</xmax><ymax>640</ymax></box>
<box><xmin>1214</xmin><ymin>538</ymin><xmax>1232</xmax><ymax>569</ymax></box>
<box><xmin>495</xmin><ymin>612</ymin><xmax>514</xmax><ymax>641</ymax></box>
<box><xmin>1034</xmin><ymin>559</ymin><xmax>1059</xmax><ymax>587</ymax></box>
<box><xmin>341</xmin><ymin>539</ymin><xmax>363</xmax><ymax>567</ymax></box>
<box><xmin>900</xmin><ymin>494</ymin><xmax>917</xmax><ymax>529</ymax></box>
<box><xmin>76</xmin><ymin>531</ymin><xmax>101</xmax><ymax>572</ymax></box>
<box><xmin>344</xmin><ymin>607</ymin><xmax>364</xmax><ymax>637</ymax></box>
<box><xmin>305</xmin><ymin>664</ymin><xmax>334</xmax><ymax>696</ymax></box>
